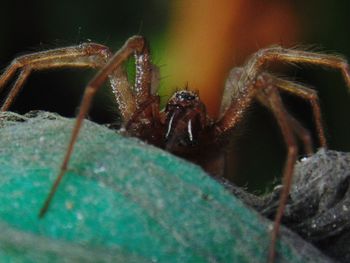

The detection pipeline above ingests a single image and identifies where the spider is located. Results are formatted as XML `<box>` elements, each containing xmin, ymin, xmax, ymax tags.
<box><xmin>1</xmin><ymin>35</ymin><xmax>349</xmax><ymax>262</ymax></box>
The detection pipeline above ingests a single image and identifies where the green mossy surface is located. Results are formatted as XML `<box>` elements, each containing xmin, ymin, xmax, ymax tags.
<box><xmin>0</xmin><ymin>112</ymin><xmax>329</xmax><ymax>262</ymax></box>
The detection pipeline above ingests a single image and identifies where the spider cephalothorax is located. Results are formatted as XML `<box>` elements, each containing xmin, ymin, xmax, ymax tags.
<box><xmin>164</xmin><ymin>90</ymin><xmax>207</xmax><ymax>150</ymax></box>
<box><xmin>124</xmin><ymin>89</ymin><xmax>212</xmax><ymax>164</ymax></box>
<box><xmin>1</xmin><ymin>35</ymin><xmax>349</xmax><ymax>262</ymax></box>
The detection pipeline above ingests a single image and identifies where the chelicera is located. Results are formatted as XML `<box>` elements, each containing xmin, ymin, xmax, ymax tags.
<box><xmin>1</xmin><ymin>35</ymin><xmax>350</xmax><ymax>262</ymax></box>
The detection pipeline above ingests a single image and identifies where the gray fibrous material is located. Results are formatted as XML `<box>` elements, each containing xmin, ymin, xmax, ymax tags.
<box><xmin>287</xmin><ymin>150</ymin><xmax>350</xmax><ymax>262</ymax></box>
<box><xmin>289</xmin><ymin>150</ymin><xmax>350</xmax><ymax>237</ymax></box>
<box><xmin>0</xmin><ymin>111</ymin><xmax>332</xmax><ymax>262</ymax></box>
<box><xmin>225</xmin><ymin>148</ymin><xmax>350</xmax><ymax>262</ymax></box>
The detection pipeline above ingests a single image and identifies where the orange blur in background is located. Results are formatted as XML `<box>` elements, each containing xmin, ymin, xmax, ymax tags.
<box><xmin>163</xmin><ymin>0</ymin><xmax>299</xmax><ymax>117</ymax></box>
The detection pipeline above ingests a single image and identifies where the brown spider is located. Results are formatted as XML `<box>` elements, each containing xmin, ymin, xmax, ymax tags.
<box><xmin>1</xmin><ymin>35</ymin><xmax>350</xmax><ymax>262</ymax></box>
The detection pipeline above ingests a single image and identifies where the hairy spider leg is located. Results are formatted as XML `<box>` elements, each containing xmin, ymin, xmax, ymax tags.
<box><xmin>1</xmin><ymin>69</ymin><xmax>31</xmax><ymax>111</ymax></box>
<box><xmin>124</xmin><ymin>95</ymin><xmax>160</xmax><ymax>131</ymax></box>
<box><xmin>256</xmin><ymin>87</ymin><xmax>312</xmax><ymax>156</ymax></box>
<box><xmin>258</xmin><ymin>85</ymin><xmax>298</xmax><ymax>262</ymax></box>
<box><xmin>246</xmin><ymin>48</ymin><xmax>350</xmax><ymax>262</ymax></box>
<box><xmin>39</xmin><ymin>35</ymin><xmax>152</xmax><ymax>217</ymax></box>
<box><xmin>282</xmin><ymin>113</ymin><xmax>313</xmax><ymax>155</ymax></box>
<box><xmin>257</xmin><ymin>73</ymin><xmax>327</xmax><ymax>154</ymax></box>
<box><xmin>244</xmin><ymin>47</ymin><xmax>350</xmax><ymax>87</ymax></box>
<box><xmin>221</xmin><ymin>70</ymin><xmax>317</xmax><ymax>155</ymax></box>
<box><xmin>215</xmin><ymin>47</ymin><xmax>350</xmax><ymax>262</ymax></box>
<box><xmin>0</xmin><ymin>44</ymin><xmax>116</xmax><ymax>110</ymax></box>
<box><xmin>217</xmin><ymin>47</ymin><xmax>350</xmax><ymax>134</ymax></box>
<box><xmin>255</xmin><ymin>80</ymin><xmax>322</xmax><ymax>261</ymax></box>
<box><xmin>268</xmin><ymin>75</ymin><xmax>326</xmax><ymax>148</ymax></box>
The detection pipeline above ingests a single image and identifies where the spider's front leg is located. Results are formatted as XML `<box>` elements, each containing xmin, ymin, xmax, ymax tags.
<box><xmin>39</xmin><ymin>35</ymin><xmax>154</xmax><ymax>217</ymax></box>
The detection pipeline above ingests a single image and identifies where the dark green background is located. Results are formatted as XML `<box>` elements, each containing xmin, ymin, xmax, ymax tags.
<box><xmin>0</xmin><ymin>1</ymin><xmax>349</xmax><ymax>192</ymax></box>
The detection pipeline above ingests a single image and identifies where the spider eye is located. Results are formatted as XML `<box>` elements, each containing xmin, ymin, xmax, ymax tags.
<box><xmin>175</xmin><ymin>91</ymin><xmax>197</xmax><ymax>101</ymax></box>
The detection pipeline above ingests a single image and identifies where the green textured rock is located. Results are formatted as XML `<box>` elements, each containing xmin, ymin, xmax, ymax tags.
<box><xmin>0</xmin><ymin>111</ymin><xmax>330</xmax><ymax>262</ymax></box>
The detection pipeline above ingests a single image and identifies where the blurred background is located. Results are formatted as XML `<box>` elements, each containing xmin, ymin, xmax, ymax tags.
<box><xmin>0</xmin><ymin>0</ymin><xmax>349</xmax><ymax>192</ymax></box>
